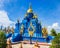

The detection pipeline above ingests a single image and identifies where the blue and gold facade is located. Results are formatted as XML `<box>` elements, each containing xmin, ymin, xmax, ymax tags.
<box><xmin>21</xmin><ymin>5</ymin><xmax>42</xmax><ymax>37</ymax></box>
<box><xmin>11</xmin><ymin>5</ymin><xmax>52</xmax><ymax>42</ymax></box>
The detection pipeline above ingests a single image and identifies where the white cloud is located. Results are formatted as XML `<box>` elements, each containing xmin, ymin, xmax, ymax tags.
<box><xmin>52</xmin><ymin>23</ymin><xmax>60</xmax><ymax>29</ymax></box>
<box><xmin>0</xmin><ymin>10</ymin><xmax>14</xmax><ymax>27</ymax></box>
<box><xmin>47</xmin><ymin>22</ymin><xmax>60</xmax><ymax>34</ymax></box>
<box><xmin>48</xmin><ymin>22</ymin><xmax>60</xmax><ymax>29</ymax></box>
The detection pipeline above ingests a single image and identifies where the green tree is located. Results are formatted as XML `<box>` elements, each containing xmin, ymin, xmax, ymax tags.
<box><xmin>51</xmin><ymin>28</ymin><xmax>57</xmax><ymax>36</ymax></box>
<box><xmin>0</xmin><ymin>30</ymin><xmax>7</xmax><ymax>48</ymax></box>
<box><xmin>50</xmin><ymin>33</ymin><xmax>60</xmax><ymax>48</ymax></box>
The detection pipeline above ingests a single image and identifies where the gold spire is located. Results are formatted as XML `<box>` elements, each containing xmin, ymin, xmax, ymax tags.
<box><xmin>27</xmin><ymin>3</ymin><xmax>33</xmax><ymax>13</ymax></box>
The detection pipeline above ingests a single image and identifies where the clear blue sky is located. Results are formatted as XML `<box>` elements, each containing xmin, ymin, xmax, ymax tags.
<box><xmin>0</xmin><ymin>0</ymin><xmax>60</xmax><ymax>32</ymax></box>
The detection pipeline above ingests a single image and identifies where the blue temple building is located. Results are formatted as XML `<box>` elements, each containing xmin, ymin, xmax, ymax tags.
<box><xmin>10</xmin><ymin>5</ymin><xmax>53</xmax><ymax>43</ymax></box>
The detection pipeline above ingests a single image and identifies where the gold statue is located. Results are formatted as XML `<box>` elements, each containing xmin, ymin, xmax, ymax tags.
<box><xmin>42</xmin><ymin>27</ymin><xmax>48</xmax><ymax>38</ymax></box>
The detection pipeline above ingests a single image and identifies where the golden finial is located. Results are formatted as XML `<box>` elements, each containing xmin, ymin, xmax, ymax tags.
<box><xmin>27</xmin><ymin>3</ymin><xmax>33</xmax><ymax>13</ymax></box>
<box><xmin>33</xmin><ymin>14</ymin><xmax>37</xmax><ymax>19</ymax></box>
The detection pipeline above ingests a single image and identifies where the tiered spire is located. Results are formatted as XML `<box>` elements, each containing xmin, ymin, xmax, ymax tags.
<box><xmin>27</xmin><ymin>3</ymin><xmax>33</xmax><ymax>13</ymax></box>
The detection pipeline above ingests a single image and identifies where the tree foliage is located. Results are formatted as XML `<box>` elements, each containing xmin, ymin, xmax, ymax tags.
<box><xmin>50</xmin><ymin>33</ymin><xmax>60</xmax><ymax>48</ymax></box>
<box><xmin>0</xmin><ymin>30</ymin><xmax>7</xmax><ymax>48</ymax></box>
<box><xmin>51</xmin><ymin>28</ymin><xmax>57</xmax><ymax>36</ymax></box>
